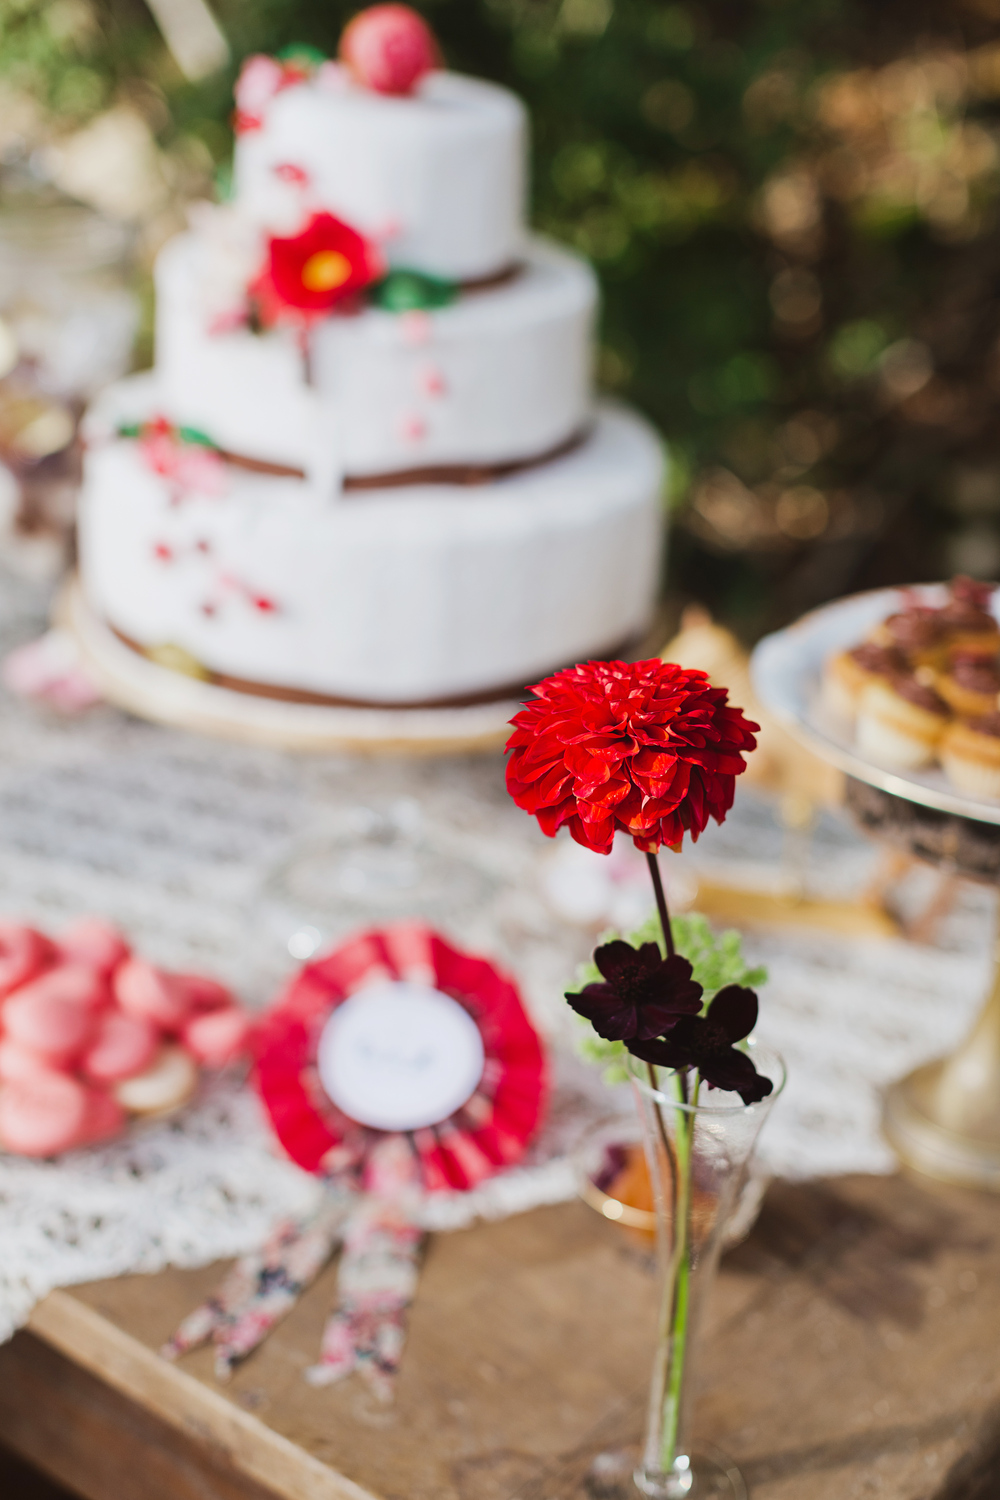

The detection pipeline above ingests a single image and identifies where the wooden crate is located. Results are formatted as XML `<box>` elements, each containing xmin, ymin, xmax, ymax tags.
<box><xmin>1</xmin><ymin>1173</ymin><xmax>999</xmax><ymax>1500</ymax></box>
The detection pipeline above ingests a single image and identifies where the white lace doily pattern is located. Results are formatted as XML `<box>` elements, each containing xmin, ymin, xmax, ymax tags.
<box><xmin>0</xmin><ymin>567</ymin><xmax>994</xmax><ymax>1342</ymax></box>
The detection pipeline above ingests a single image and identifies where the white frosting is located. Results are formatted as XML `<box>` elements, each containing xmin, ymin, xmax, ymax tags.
<box><xmin>154</xmin><ymin>232</ymin><xmax>596</xmax><ymax>480</ymax></box>
<box><xmin>234</xmin><ymin>69</ymin><xmax>526</xmax><ymax>280</ymax></box>
<box><xmin>79</xmin><ymin>377</ymin><xmax>665</xmax><ymax>704</ymax></box>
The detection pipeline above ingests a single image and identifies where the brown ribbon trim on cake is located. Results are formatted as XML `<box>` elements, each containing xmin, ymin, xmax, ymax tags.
<box><xmin>458</xmin><ymin>262</ymin><xmax>522</xmax><ymax>294</ymax></box>
<box><xmin>210</xmin><ymin>426</ymin><xmax>590</xmax><ymax>489</ymax></box>
<box><xmin>343</xmin><ymin>428</ymin><xmax>588</xmax><ymax>491</ymax></box>
<box><xmin>110</xmin><ymin>623</ymin><xmax>638</xmax><ymax>711</ymax></box>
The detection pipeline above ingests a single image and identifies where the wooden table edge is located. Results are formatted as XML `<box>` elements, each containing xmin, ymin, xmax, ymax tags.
<box><xmin>26</xmin><ymin>1291</ymin><xmax>378</xmax><ymax>1500</ymax></box>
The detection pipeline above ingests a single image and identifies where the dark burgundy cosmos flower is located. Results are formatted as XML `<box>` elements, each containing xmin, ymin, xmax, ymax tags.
<box><xmin>566</xmin><ymin>940</ymin><xmax>702</xmax><ymax>1042</ymax></box>
<box><xmin>505</xmin><ymin>659</ymin><xmax>759</xmax><ymax>856</ymax></box>
<box><xmin>627</xmin><ymin>984</ymin><xmax>773</xmax><ymax>1105</ymax></box>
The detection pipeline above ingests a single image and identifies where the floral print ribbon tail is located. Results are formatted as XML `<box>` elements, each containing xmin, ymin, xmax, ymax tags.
<box><xmin>161</xmin><ymin>1189</ymin><xmax>353</xmax><ymax>1379</ymax></box>
<box><xmin>305</xmin><ymin>1197</ymin><xmax>424</xmax><ymax>1400</ymax></box>
<box><xmin>306</xmin><ymin>1137</ymin><xmax>425</xmax><ymax>1401</ymax></box>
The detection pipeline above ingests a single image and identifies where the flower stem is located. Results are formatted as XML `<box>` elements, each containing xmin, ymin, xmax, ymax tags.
<box><xmin>658</xmin><ymin>1071</ymin><xmax>700</xmax><ymax>1473</ymax></box>
<box><xmin>647</xmin><ymin>1062</ymin><xmax>678</xmax><ymax>1232</ymax></box>
<box><xmin>646</xmin><ymin>851</ymin><xmax>674</xmax><ymax>958</ymax></box>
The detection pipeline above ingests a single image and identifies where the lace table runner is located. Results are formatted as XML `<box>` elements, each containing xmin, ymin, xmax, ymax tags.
<box><xmin>0</xmin><ymin>567</ymin><xmax>994</xmax><ymax>1341</ymax></box>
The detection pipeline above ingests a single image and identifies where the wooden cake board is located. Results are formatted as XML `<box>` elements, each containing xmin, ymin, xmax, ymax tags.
<box><xmin>2</xmin><ymin>1178</ymin><xmax>1000</xmax><ymax>1500</ymax></box>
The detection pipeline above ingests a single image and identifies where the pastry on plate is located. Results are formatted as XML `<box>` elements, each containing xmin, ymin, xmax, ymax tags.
<box><xmin>822</xmin><ymin>642</ymin><xmax>907</xmax><ymax>724</ymax></box>
<box><xmin>869</xmin><ymin>606</ymin><xmax>947</xmax><ymax>669</ymax></box>
<box><xmin>935</xmin><ymin>651</ymin><xmax>1000</xmax><ymax>719</ymax></box>
<box><xmin>855</xmin><ymin>674</ymin><xmax>950</xmax><ymax>769</ymax></box>
<box><xmin>938</xmin><ymin>576</ymin><xmax>1000</xmax><ymax>657</ymax></box>
<box><xmin>941</xmin><ymin>712</ymin><xmax>1000</xmax><ymax>798</ymax></box>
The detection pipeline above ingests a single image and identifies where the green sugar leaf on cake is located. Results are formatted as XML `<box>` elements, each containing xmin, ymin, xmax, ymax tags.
<box><xmin>276</xmin><ymin>43</ymin><xmax>327</xmax><ymax>69</ymax></box>
<box><xmin>371</xmin><ymin>269</ymin><xmax>457</xmax><ymax>313</ymax></box>
<box><xmin>177</xmin><ymin>426</ymin><xmax>219</xmax><ymax>450</ymax></box>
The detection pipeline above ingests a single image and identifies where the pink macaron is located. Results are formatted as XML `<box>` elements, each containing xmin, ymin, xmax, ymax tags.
<box><xmin>2</xmin><ymin>988</ymin><xmax>96</xmax><ymax>1062</ymax></box>
<box><xmin>174</xmin><ymin>973</ymin><xmax>235</xmax><ymax>1014</ymax></box>
<box><xmin>182</xmin><ymin>1008</ymin><xmax>251</xmax><ymax>1068</ymax></box>
<box><xmin>0</xmin><ymin>1037</ymin><xmax>58</xmax><ymax>1084</ymax></box>
<box><xmin>77</xmin><ymin>1087</ymin><xmax>126</xmax><ymax>1145</ymax></box>
<box><xmin>0</xmin><ymin>922</ymin><xmax>56</xmax><ymax>998</ymax></box>
<box><xmin>81</xmin><ymin>1011</ymin><xmax>159</xmax><ymax>1085</ymax></box>
<box><xmin>10</xmin><ymin>963</ymin><xmax>111</xmax><ymax>1014</ymax></box>
<box><xmin>0</xmin><ymin>1071</ymin><xmax>89</xmax><ymax>1156</ymax></box>
<box><xmin>114</xmin><ymin>959</ymin><xmax>192</xmax><ymax>1031</ymax></box>
<box><xmin>59</xmin><ymin>916</ymin><xmax>130</xmax><ymax>977</ymax></box>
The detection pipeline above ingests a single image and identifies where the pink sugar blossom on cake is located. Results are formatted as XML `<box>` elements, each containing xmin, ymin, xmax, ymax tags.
<box><xmin>2</xmin><ymin>630</ymin><xmax>103</xmax><ymax>713</ymax></box>
<box><xmin>139</xmin><ymin>419</ymin><xmax>227</xmax><ymax>500</ymax></box>
<box><xmin>234</xmin><ymin>54</ymin><xmax>294</xmax><ymax>132</ymax></box>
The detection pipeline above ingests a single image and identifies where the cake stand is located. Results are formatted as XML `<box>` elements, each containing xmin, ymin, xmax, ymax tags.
<box><xmin>751</xmin><ymin>584</ymin><xmax>1000</xmax><ymax>1191</ymax></box>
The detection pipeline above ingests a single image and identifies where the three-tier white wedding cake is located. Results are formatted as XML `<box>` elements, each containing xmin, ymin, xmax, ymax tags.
<box><xmin>76</xmin><ymin>7</ymin><xmax>665</xmax><ymax>718</ymax></box>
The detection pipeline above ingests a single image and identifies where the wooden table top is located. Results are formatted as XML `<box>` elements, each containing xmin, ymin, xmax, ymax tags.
<box><xmin>1</xmin><ymin>1172</ymin><xmax>998</xmax><ymax>1500</ymax></box>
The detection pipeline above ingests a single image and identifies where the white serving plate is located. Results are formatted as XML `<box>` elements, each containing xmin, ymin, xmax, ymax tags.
<box><xmin>750</xmin><ymin>582</ymin><xmax>1000</xmax><ymax>826</ymax></box>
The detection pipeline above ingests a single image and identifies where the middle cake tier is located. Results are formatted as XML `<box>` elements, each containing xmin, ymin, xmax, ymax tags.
<box><xmin>155</xmin><ymin>232</ymin><xmax>596</xmax><ymax>487</ymax></box>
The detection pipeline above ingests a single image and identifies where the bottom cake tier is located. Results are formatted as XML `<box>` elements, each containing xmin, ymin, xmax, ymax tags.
<box><xmin>78</xmin><ymin>379</ymin><xmax>665</xmax><ymax>706</ymax></box>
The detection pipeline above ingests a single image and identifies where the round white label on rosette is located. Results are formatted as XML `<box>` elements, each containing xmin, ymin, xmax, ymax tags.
<box><xmin>316</xmin><ymin>980</ymin><xmax>486</xmax><ymax>1131</ymax></box>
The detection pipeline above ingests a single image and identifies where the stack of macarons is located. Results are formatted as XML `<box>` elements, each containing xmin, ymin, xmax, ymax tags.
<box><xmin>0</xmin><ymin>917</ymin><xmax>250</xmax><ymax>1157</ymax></box>
<box><xmin>822</xmin><ymin>576</ymin><xmax>1000</xmax><ymax>796</ymax></box>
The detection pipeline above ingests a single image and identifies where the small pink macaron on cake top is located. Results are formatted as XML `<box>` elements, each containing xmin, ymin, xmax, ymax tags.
<box><xmin>338</xmin><ymin>2</ymin><xmax>439</xmax><ymax>95</ymax></box>
<box><xmin>0</xmin><ymin>917</ymin><xmax>251</xmax><ymax>1157</ymax></box>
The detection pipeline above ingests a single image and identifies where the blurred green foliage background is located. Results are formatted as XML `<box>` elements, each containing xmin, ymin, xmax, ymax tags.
<box><xmin>6</xmin><ymin>0</ymin><xmax>1000</xmax><ymax>636</ymax></box>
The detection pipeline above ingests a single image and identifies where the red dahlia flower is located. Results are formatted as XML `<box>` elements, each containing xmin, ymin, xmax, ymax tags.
<box><xmin>506</xmin><ymin>659</ymin><xmax>758</xmax><ymax>856</ymax></box>
<box><xmin>252</xmin><ymin>212</ymin><xmax>385</xmax><ymax>324</ymax></box>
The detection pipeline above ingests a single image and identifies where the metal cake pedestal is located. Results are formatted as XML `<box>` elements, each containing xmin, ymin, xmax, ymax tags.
<box><xmin>752</xmin><ymin>586</ymin><xmax>1000</xmax><ymax>1191</ymax></box>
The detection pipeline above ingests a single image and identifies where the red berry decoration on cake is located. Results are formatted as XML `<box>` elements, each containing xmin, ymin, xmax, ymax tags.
<box><xmin>339</xmin><ymin>4</ymin><xmax>439</xmax><ymax>96</ymax></box>
<box><xmin>252</xmin><ymin>211</ymin><xmax>385</xmax><ymax>324</ymax></box>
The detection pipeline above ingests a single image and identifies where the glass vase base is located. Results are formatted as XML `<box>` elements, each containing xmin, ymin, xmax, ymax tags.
<box><xmin>633</xmin><ymin>1450</ymin><xmax>747</xmax><ymax>1500</ymax></box>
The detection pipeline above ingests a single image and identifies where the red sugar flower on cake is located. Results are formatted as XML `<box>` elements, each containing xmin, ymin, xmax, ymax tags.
<box><xmin>252</xmin><ymin>212</ymin><xmax>385</xmax><ymax>325</ymax></box>
<box><xmin>339</xmin><ymin>4</ymin><xmax>439</xmax><ymax>96</ymax></box>
<box><xmin>506</xmin><ymin>659</ymin><xmax>759</xmax><ymax>856</ymax></box>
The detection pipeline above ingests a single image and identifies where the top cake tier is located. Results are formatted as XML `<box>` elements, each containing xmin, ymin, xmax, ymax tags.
<box><xmin>234</xmin><ymin>67</ymin><xmax>527</xmax><ymax>282</ymax></box>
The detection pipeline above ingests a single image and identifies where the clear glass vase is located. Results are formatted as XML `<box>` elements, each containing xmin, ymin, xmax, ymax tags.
<box><xmin>628</xmin><ymin>1045</ymin><xmax>786</xmax><ymax>1500</ymax></box>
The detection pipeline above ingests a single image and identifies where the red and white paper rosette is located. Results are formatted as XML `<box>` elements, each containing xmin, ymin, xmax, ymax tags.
<box><xmin>254</xmin><ymin>923</ymin><xmax>547</xmax><ymax>1191</ymax></box>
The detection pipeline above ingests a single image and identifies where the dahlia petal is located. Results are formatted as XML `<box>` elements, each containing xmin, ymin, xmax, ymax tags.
<box><xmin>567</xmin><ymin>812</ymin><xmax>614</xmax><ymax>854</ymax></box>
<box><xmin>535</xmin><ymin>801</ymin><xmax>576</xmax><ymax>839</ymax></box>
